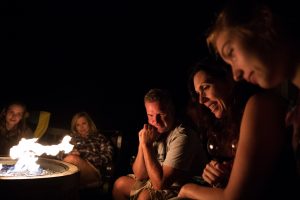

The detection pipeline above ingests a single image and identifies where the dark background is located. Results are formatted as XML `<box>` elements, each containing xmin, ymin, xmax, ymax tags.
<box><xmin>1</xmin><ymin>1</ymin><xmax>225</xmax><ymax>133</ymax></box>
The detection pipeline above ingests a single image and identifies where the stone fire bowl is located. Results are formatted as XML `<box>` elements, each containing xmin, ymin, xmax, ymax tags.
<box><xmin>0</xmin><ymin>156</ymin><xmax>80</xmax><ymax>200</ymax></box>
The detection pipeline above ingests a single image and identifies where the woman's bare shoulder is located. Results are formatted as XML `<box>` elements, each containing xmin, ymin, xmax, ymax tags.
<box><xmin>246</xmin><ymin>90</ymin><xmax>288</xmax><ymax>113</ymax></box>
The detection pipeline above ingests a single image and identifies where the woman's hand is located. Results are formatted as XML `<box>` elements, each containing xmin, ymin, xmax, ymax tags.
<box><xmin>202</xmin><ymin>160</ymin><xmax>232</xmax><ymax>187</ymax></box>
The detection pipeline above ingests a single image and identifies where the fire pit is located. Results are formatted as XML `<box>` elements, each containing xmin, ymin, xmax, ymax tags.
<box><xmin>0</xmin><ymin>156</ymin><xmax>80</xmax><ymax>200</ymax></box>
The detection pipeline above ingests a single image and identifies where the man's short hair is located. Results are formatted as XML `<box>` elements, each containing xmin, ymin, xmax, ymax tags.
<box><xmin>144</xmin><ymin>88</ymin><xmax>175</xmax><ymax>112</ymax></box>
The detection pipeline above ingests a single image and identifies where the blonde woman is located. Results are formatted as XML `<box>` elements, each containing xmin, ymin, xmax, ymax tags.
<box><xmin>63</xmin><ymin>112</ymin><xmax>114</xmax><ymax>189</ymax></box>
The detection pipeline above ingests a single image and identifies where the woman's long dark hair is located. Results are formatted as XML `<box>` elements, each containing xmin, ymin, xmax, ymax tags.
<box><xmin>187</xmin><ymin>57</ymin><xmax>262</xmax><ymax>159</ymax></box>
<box><xmin>0</xmin><ymin>101</ymin><xmax>29</xmax><ymax>137</ymax></box>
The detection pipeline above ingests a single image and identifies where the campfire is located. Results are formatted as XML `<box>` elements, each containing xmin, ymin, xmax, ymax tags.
<box><xmin>0</xmin><ymin>135</ymin><xmax>73</xmax><ymax>177</ymax></box>
<box><xmin>0</xmin><ymin>136</ymin><xmax>80</xmax><ymax>200</ymax></box>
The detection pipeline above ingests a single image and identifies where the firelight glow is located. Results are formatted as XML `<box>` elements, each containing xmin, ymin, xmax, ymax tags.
<box><xmin>8</xmin><ymin>135</ymin><xmax>73</xmax><ymax>173</ymax></box>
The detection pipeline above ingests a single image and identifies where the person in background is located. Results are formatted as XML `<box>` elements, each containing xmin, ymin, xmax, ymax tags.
<box><xmin>206</xmin><ymin>0</ymin><xmax>300</xmax><ymax>176</ymax></box>
<box><xmin>0</xmin><ymin>101</ymin><xmax>33</xmax><ymax>156</ymax></box>
<box><xmin>112</xmin><ymin>88</ymin><xmax>206</xmax><ymax>200</ymax></box>
<box><xmin>185</xmin><ymin>58</ymin><xmax>261</xmax><ymax>189</ymax></box>
<box><xmin>62</xmin><ymin>111</ymin><xmax>114</xmax><ymax>189</ymax></box>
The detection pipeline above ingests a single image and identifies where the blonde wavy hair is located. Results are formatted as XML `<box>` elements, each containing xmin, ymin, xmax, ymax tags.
<box><xmin>70</xmin><ymin>112</ymin><xmax>98</xmax><ymax>135</ymax></box>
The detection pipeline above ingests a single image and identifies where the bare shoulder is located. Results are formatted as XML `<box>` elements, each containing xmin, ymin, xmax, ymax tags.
<box><xmin>241</xmin><ymin>90</ymin><xmax>288</xmax><ymax>136</ymax></box>
<box><xmin>246</xmin><ymin>90</ymin><xmax>288</xmax><ymax>114</ymax></box>
<box><xmin>239</xmin><ymin>90</ymin><xmax>288</xmax><ymax>160</ymax></box>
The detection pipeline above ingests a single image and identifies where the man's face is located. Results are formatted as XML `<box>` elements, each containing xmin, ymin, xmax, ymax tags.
<box><xmin>145</xmin><ymin>101</ymin><xmax>174</xmax><ymax>134</ymax></box>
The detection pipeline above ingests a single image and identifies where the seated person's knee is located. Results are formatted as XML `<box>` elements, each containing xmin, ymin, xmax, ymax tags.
<box><xmin>137</xmin><ymin>189</ymin><xmax>151</xmax><ymax>200</ymax></box>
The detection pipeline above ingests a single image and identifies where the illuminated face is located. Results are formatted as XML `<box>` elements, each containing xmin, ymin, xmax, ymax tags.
<box><xmin>5</xmin><ymin>104</ymin><xmax>25</xmax><ymax>130</ymax></box>
<box><xmin>215</xmin><ymin>30</ymin><xmax>286</xmax><ymax>88</ymax></box>
<box><xmin>75</xmin><ymin>116</ymin><xmax>90</xmax><ymax>137</ymax></box>
<box><xmin>193</xmin><ymin>71</ymin><xmax>230</xmax><ymax>119</ymax></box>
<box><xmin>145</xmin><ymin>101</ymin><xmax>173</xmax><ymax>134</ymax></box>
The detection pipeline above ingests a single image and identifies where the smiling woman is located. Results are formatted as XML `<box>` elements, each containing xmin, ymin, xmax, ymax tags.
<box><xmin>0</xmin><ymin>101</ymin><xmax>33</xmax><ymax>156</ymax></box>
<box><xmin>186</xmin><ymin>57</ymin><xmax>261</xmax><ymax>188</ymax></box>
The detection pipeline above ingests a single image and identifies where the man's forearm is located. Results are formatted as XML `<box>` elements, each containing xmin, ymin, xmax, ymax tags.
<box><xmin>142</xmin><ymin>143</ymin><xmax>164</xmax><ymax>189</ymax></box>
<box><xmin>132</xmin><ymin>144</ymin><xmax>148</xmax><ymax>180</ymax></box>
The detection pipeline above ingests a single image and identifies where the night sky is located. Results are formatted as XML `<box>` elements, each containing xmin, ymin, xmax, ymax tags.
<box><xmin>2</xmin><ymin>1</ymin><xmax>225</xmax><ymax>132</ymax></box>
